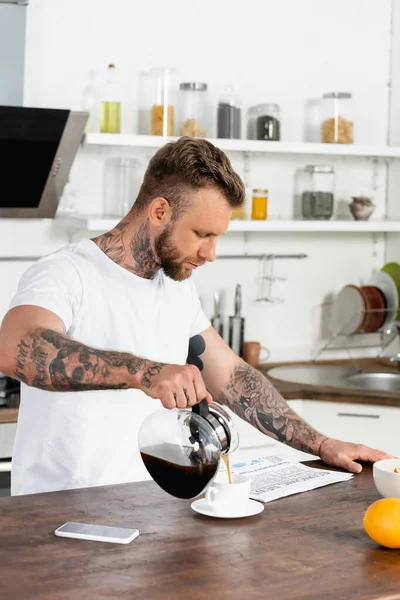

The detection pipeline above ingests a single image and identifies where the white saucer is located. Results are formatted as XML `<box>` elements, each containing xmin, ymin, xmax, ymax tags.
<box><xmin>191</xmin><ymin>498</ymin><xmax>264</xmax><ymax>519</ymax></box>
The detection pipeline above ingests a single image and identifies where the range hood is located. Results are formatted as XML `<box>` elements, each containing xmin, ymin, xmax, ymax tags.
<box><xmin>0</xmin><ymin>106</ymin><xmax>88</xmax><ymax>218</ymax></box>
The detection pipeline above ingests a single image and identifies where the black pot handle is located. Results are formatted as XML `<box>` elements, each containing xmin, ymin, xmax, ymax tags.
<box><xmin>192</xmin><ymin>398</ymin><xmax>209</xmax><ymax>418</ymax></box>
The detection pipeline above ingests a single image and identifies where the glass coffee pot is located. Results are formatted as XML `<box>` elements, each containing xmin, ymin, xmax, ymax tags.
<box><xmin>138</xmin><ymin>400</ymin><xmax>239</xmax><ymax>499</ymax></box>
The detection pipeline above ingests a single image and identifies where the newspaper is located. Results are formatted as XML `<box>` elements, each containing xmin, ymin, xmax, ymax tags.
<box><xmin>220</xmin><ymin>455</ymin><xmax>353</xmax><ymax>503</ymax></box>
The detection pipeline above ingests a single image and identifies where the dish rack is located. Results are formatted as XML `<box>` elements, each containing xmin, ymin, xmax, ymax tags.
<box><xmin>313</xmin><ymin>302</ymin><xmax>400</xmax><ymax>367</ymax></box>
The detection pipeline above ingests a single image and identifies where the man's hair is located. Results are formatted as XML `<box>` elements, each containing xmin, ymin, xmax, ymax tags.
<box><xmin>132</xmin><ymin>137</ymin><xmax>245</xmax><ymax>219</ymax></box>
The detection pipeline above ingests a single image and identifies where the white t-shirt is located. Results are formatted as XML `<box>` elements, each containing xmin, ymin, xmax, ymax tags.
<box><xmin>9</xmin><ymin>238</ymin><xmax>210</xmax><ymax>495</ymax></box>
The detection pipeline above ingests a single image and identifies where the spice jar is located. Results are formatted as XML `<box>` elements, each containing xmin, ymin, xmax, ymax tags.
<box><xmin>178</xmin><ymin>83</ymin><xmax>208</xmax><ymax>137</ymax></box>
<box><xmin>296</xmin><ymin>165</ymin><xmax>335</xmax><ymax>220</ymax></box>
<box><xmin>217</xmin><ymin>86</ymin><xmax>241</xmax><ymax>139</ymax></box>
<box><xmin>256</xmin><ymin>104</ymin><xmax>280</xmax><ymax>141</ymax></box>
<box><xmin>251</xmin><ymin>189</ymin><xmax>268</xmax><ymax>220</ymax></box>
<box><xmin>148</xmin><ymin>67</ymin><xmax>176</xmax><ymax>136</ymax></box>
<box><xmin>321</xmin><ymin>93</ymin><xmax>353</xmax><ymax>144</ymax></box>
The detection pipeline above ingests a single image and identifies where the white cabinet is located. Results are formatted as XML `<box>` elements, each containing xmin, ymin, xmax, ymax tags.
<box><xmin>0</xmin><ymin>422</ymin><xmax>17</xmax><ymax>459</ymax></box>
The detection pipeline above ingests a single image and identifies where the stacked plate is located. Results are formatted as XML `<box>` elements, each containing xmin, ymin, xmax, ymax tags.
<box><xmin>330</xmin><ymin>262</ymin><xmax>400</xmax><ymax>335</ymax></box>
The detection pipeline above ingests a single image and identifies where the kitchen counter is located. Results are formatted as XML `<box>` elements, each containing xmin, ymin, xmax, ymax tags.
<box><xmin>0</xmin><ymin>463</ymin><xmax>399</xmax><ymax>599</ymax></box>
<box><xmin>0</xmin><ymin>408</ymin><xmax>18</xmax><ymax>424</ymax></box>
<box><xmin>258</xmin><ymin>357</ymin><xmax>400</xmax><ymax>406</ymax></box>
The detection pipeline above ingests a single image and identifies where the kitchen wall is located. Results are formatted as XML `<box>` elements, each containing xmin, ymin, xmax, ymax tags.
<box><xmin>0</xmin><ymin>0</ymin><xmax>396</xmax><ymax>361</ymax></box>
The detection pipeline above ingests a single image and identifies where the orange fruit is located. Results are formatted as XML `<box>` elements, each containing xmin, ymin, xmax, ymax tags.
<box><xmin>363</xmin><ymin>498</ymin><xmax>400</xmax><ymax>548</ymax></box>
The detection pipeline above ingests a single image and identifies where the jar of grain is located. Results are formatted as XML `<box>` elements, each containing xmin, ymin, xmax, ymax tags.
<box><xmin>178</xmin><ymin>83</ymin><xmax>208</xmax><ymax>137</ymax></box>
<box><xmin>321</xmin><ymin>92</ymin><xmax>353</xmax><ymax>144</ymax></box>
<box><xmin>148</xmin><ymin>67</ymin><xmax>177</xmax><ymax>136</ymax></box>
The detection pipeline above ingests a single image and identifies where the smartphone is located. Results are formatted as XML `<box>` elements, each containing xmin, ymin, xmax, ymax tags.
<box><xmin>54</xmin><ymin>522</ymin><xmax>139</xmax><ymax>544</ymax></box>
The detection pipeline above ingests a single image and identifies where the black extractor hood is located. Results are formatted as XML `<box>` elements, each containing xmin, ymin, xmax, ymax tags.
<box><xmin>0</xmin><ymin>106</ymin><xmax>88</xmax><ymax>218</ymax></box>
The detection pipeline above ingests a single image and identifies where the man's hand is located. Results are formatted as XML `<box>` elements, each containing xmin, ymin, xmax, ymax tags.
<box><xmin>318</xmin><ymin>437</ymin><xmax>395</xmax><ymax>473</ymax></box>
<box><xmin>140</xmin><ymin>362</ymin><xmax>213</xmax><ymax>409</ymax></box>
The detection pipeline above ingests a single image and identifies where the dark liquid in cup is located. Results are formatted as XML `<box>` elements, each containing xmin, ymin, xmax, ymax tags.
<box><xmin>140</xmin><ymin>444</ymin><xmax>219</xmax><ymax>499</ymax></box>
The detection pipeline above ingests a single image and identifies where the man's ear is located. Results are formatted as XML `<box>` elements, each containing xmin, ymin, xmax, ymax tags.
<box><xmin>148</xmin><ymin>197</ymin><xmax>172</xmax><ymax>229</ymax></box>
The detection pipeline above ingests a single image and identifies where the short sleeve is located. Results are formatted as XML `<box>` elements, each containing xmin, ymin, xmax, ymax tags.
<box><xmin>188</xmin><ymin>280</ymin><xmax>211</xmax><ymax>338</ymax></box>
<box><xmin>8</xmin><ymin>253</ymin><xmax>83</xmax><ymax>331</ymax></box>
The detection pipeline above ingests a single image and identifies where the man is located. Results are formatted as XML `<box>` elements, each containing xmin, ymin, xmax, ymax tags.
<box><xmin>0</xmin><ymin>137</ymin><xmax>392</xmax><ymax>495</ymax></box>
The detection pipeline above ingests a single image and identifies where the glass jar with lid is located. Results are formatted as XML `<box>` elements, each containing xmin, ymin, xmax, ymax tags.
<box><xmin>251</xmin><ymin>189</ymin><xmax>268</xmax><ymax>220</ymax></box>
<box><xmin>256</xmin><ymin>104</ymin><xmax>280</xmax><ymax>141</ymax></box>
<box><xmin>247</xmin><ymin>104</ymin><xmax>280</xmax><ymax>140</ymax></box>
<box><xmin>145</xmin><ymin>67</ymin><xmax>177</xmax><ymax>136</ymax></box>
<box><xmin>217</xmin><ymin>86</ymin><xmax>241</xmax><ymax>139</ymax></box>
<box><xmin>103</xmin><ymin>157</ymin><xmax>140</xmax><ymax>217</ymax></box>
<box><xmin>296</xmin><ymin>165</ymin><xmax>335</xmax><ymax>220</ymax></box>
<box><xmin>178</xmin><ymin>82</ymin><xmax>208</xmax><ymax>137</ymax></box>
<box><xmin>321</xmin><ymin>92</ymin><xmax>353</xmax><ymax>144</ymax></box>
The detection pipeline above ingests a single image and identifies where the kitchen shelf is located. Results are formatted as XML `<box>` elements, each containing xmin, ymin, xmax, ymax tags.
<box><xmin>83</xmin><ymin>133</ymin><xmax>400</xmax><ymax>159</ymax></box>
<box><xmin>57</xmin><ymin>214</ymin><xmax>400</xmax><ymax>234</ymax></box>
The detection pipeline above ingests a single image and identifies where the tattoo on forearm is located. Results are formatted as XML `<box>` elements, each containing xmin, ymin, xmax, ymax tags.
<box><xmin>141</xmin><ymin>362</ymin><xmax>164</xmax><ymax>389</ymax></box>
<box><xmin>217</xmin><ymin>363</ymin><xmax>321</xmax><ymax>455</ymax></box>
<box><xmin>31</xmin><ymin>345</ymin><xmax>48</xmax><ymax>388</ymax></box>
<box><xmin>15</xmin><ymin>339</ymin><xmax>30</xmax><ymax>383</ymax></box>
<box><xmin>12</xmin><ymin>328</ymin><xmax>153</xmax><ymax>393</ymax></box>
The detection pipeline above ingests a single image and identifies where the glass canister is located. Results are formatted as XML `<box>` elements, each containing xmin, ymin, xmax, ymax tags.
<box><xmin>217</xmin><ymin>86</ymin><xmax>241</xmax><ymax>139</ymax></box>
<box><xmin>100</xmin><ymin>64</ymin><xmax>121</xmax><ymax>134</ymax></box>
<box><xmin>178</xmin><ymin>82</ymin><xmax>208</xmax><ymax>137</ymax></box>
<box><xmin>138</xmin><ymin>401</ymin><xmax>239</xmax><ymax>500</ymax></box>
<box><xmin>321</xmin><ymin>92</ymin><xmax>353</xmax><ymax>144</ymax></box>
<box><xmin>148</xmin><ymin>67</ymin><xmax>177</xmax><ymax>136</ymax></box>
<box><xmin>297</xmin><ymin>165</ymin><xmax>335</xmax><ymax>220</ymax></box>
<box><xmin>251</xmin><ymin>189</ymin><xmax>268</xmax><ymax>220</ymax></box>
<box><xmin>256</xmin><ymin>103</ymin><xmax>280</xmax><ymax>141</ymax></box>
<box><xmin>103</xmin><ymin>157</ymin><xmax>140</xmax><ymax>216</ymax></box>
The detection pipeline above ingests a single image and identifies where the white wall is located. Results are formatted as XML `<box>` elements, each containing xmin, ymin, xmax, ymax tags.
<box><xmin>0</xmin><ymin>0</ymin><xmax>395</xmax><ymax>361</ymax></box>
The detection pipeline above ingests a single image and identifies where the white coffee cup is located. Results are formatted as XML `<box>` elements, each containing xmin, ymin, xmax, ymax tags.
<box><xmin>205</xmin><ymin>473</ymin><xmax>251</xmax><ymax>513</ymax></box>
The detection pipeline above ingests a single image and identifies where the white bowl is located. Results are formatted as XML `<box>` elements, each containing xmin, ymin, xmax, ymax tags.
<box><xmin>373</xmin><ymin>459</ymin><xmax>400</xmax><ymax>498</ymax></box>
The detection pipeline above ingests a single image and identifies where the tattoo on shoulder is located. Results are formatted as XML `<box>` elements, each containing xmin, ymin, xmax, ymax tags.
<box><xmin>187</xmin><ymin>335</ymin><xmax>206</xmax><ymax>371</ymax></box>
<box><xmin>217</xmin><ymin>363</ymin><xmax>318</xmax><ymax>454</ymax></box>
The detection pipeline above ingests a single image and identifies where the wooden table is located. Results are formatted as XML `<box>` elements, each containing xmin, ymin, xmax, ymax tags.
<box><xmin>0</xmin><ymin>464</ymin><xmax>399</xmax><ymax>599</ymax></box>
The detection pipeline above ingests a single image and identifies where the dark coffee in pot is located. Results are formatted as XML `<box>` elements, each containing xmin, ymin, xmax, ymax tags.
<box><xmin>140</xmin><ymin>444</ymin><xmax>219</xmax><ymax>499</ymax></box>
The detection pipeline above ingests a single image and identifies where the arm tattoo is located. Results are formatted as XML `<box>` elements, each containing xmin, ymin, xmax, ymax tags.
<box><xmin>217</xmin><ymin>363</ymin><xmax>323</xmax><ymax>455</ymax></box>
<box><xmin>141</xmin><ymin>362</ymin><xmax>164</xmax><ymax>389</ymax></box>
<box><xmin>15</xmin><ymin>339</ymin><xmax>30</xmax><ymax>384</ymax></box>
<box><xmin>12</xmin><ymin>328</ymin><xmax>164</xmax><ymax>393</ymax></box>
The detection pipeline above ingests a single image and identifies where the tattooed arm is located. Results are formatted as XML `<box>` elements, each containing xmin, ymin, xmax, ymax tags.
<box><xmin>0</xmin><ymin>305</ymin><xmax>210</xmax><ymax>409</ymax></box>
<box><xmin>188</xmin><ymin>327</ymin><xmax>393</xmax><ymax>472</ymax></box>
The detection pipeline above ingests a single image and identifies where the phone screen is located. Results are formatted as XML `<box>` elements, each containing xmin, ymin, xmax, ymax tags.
<box><xmin>56</xmin><ymin>522</ymin><xmax>138</xmax><ymax>540</ymax></box>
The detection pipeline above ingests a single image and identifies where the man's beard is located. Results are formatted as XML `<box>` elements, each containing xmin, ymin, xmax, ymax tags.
<box><xmin>154</xmin><ymin>225</ymin><xmax>192</xmax><ymax>282</ymax></box>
